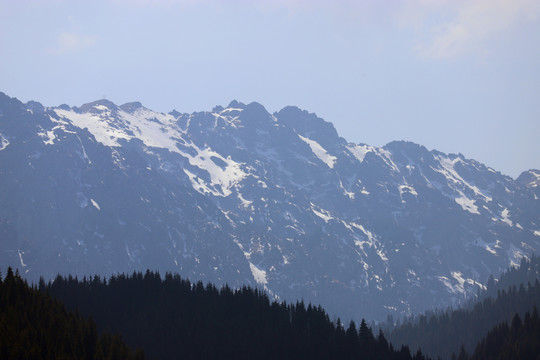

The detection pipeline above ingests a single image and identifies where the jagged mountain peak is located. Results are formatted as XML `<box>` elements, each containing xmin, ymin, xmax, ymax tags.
<box><xmin>24</xmin><ymin>100</ymin><xmax>45</xmax><ymax>114</ymax></box>
<box><xmin>237</xmin><ymin>101</ymin><xmax>271</xmax><ymax>123</ymax></box>
<box><xmin>275</xmin><ymin>106</ymin><xmax>340</xmax><ymax>148</ymax></box>
<box><xmin>0</xmin><ymin>92</ymin><xmax>21</xmax><ymax>107</ymax></box>
<box><xmin>226</xmin><ymin>99</ymin><xmax>246</xmax><ymax>109</ymax></box>
<box><xmin>384</xmin><ymin>140</ymin><xmax>429</xmax><ymax>154</ymax></box>
<box><xmin>517</xmin><ymin>169</ymin><xmax>540</xmax><ymax>189</ymax></box>
<box><xmin>168</xmin><ymin>109</ymin><xmax>185</xmax><ymax>118</ymax></box>
<box><xmin>78</xmin><ymin>99</ymin><xmax>119</xmax><ymax>113</ymax></box>
<box><xmin>120</xmin><ymin>101</ymin><xmax>146</xmax><ymax>113</ymax></box>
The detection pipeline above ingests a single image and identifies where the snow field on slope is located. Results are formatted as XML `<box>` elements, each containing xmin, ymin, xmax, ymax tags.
<box><xmin>56</xmin><ymin>106</ymin><xmax>248</xmax><ymax>197</ymax></box>
<box><xmin>298</xmin><ymin>134</ymin><xmax>336</xmax><ymax>168</ymax></box>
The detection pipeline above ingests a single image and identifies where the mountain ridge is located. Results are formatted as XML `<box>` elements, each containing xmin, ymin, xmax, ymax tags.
<box><xmin>0</xmin><ymin>91</ymin><xmax>538</xmax><ymax>321</ymax></box>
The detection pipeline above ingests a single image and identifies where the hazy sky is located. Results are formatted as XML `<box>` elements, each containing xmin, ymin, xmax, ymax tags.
<box><xmin>1</xmin><ymin>0</ymin><xmax>539</xmax><ymax>178</ymax></box>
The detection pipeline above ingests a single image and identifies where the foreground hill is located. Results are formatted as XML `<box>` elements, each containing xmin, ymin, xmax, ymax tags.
<box><xmin>1</xmin><ymin>92</ymin><xmax>539</xmax><ymax>320</ymax></box>
<box><xmin>43</xmin><ymin>270</ymin><xmax>426</xmax><ymax>360</ymax></box>
<box><xmin>466</xmin><ymin>309</ymin><xmax>540</xmax><ymax>360</ymax></box>
<box><xmin>0</xmin><ymin>268</ymin><xmax>143</xmax><ymax>360</ymax></box>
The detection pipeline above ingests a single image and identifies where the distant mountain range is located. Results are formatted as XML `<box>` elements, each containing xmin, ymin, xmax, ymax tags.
<box><xmin>0</xmin><ymin>92</ymin><xmax>538</xmax><ymax>321</ymax></box>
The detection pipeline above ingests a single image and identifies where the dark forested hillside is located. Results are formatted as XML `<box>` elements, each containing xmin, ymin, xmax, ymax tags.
<box><xmin>43</xmin><ymin>270</ymin><xmax>427</xmax><ymax>360</ymax></box>
<box><xmin>483</xmin><ymin>254</ymin><xmax>540</xmax><ymax>300</ymax></box>
<box><xmin>0</xmin><ymin>267</ymin><xmax>143</xmax><ymax>360</ymax></box>
<box><xmin>466</xmin><ymin>309</ymin><xmax>540</xmax><ymax>360</ymax></box>
<box><xmin>387</xmin><ymin>256</ymin><xmax>540</xmax><ymax>359</ymax></box>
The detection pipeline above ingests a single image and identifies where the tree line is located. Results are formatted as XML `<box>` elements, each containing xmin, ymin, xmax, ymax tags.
<box><xmin>3</xmin><ymin>254</ymin><xmax>539</xmax><ymax>359</ymax></box>
<box><xmin>42</xmin><ymin>270</ymin><xmax>428</xmax><ymax>360</ymax></box>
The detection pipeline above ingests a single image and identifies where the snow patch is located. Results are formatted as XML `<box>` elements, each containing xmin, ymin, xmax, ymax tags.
<box><xmin>339</xmin><ymin>179</ymin><xmax>355</xmax><ymax>199</ymax></box>
<box><xmin>473</xmin><ymin>238</ymin><xmax>498</xmax><ymax>255</ymax></box>
<box><xmin>0</xmin><ymin>133</ymin><xmax>9</xmax><ymax>150</ymax></box>
<box><xmin>18</xmin><ymin>249</ymin><xmax>27</xmax><ymax>268</ymax></box>
<box><xmin>90</xmin><ymin>199</ymin><xmax>101</xmax><ymax>210</ymax></box>
<box><xmin>54</xmin><ymin>107</ymin><xmax>191</xmax><ymax>155</ymax></box>
<box><xmin>282</xmin><ymin>255</ymin><xmax>289</xmax><ymax>265</ymax></box>
<box><xmin>524</xmin><ymin>171</ymin><xmax>540</xmax><ymax>188</ymax></box>
<box><xmin>311</xmin><ymin>204</ymin><xmax>334</xmax><ymax>223</ymax></box>
<box><xmin>93</xmin><ymin>104</ymin><xmax>109</xmax><ymax>111</ymax></box>
<box><xmin>237</xmin><ymin>192</ymin><xmax>253</xmax><ymax>209</ymax></box>
<box><xmin>350</xmin><ymin>222</ymin><xmax>376</xmax><ymax>243</ymax></box>
<box><xmin>485</xmin><ymin>245</ymin><xmax>497</xmax><ymax>255</ymax></box>
<box><xmin>399</xmin><ymin>185</ymin><xmax>418</xmax><ymax>196</ymax></box>
<box><xmin>125</xmin><ymin>241</ymin><xmax>135</xmax><ymax>262</ymax></box>
<box><xmin>55</xmin><ymin>109</ymin><xmax>131</xmax><ymax>147</ymax></box>
<box><xmin>432</xmin><ymin>155</ymin><xmax>492</xmax><ymax>214</ymax></box>
<box><xmin>377</xmin><ymin>249</ymin><xmax>388</xmax><ymax>261</ymax></box>
<box><xmin>249</xmin><ymin>263</ymin><xmax>268</xmax><ymax>285</ymax></box>
<box><xmin>500</xmin><ymin>208</ymin><xmax>513</xmax><ymax>227</ymax></box>
<box><xmin>398</xmin><ymin>185</ymin><xmax>418</xmax><ymax>203</ymax></box>
<box><xmin>534</xmin><ymin>230</ymin><xmax>540</xmax><ymax>237</ymax></box>
<box><xmin>298</xmin><ymin>134</ymin><xmax>336</xmax><ymax>168</ymax></box>
<box><xmin>348</xmin><ymin>143</ymin><xmax>399</xmax><ymax>172</ymax></box>
<box><xmin>455</xmin><ymin>195</ymin><xmax>480</xmax><ymax>215</ymax></box>
<box><xmin>377</xmin><ymin>148</ymin><xmax>400</xmax><ymax>172</ymax></box>
<box><xmin>38</xmin><ymin>129</ymin><xmax>56</xmax><ymax>145</ymax></box>
<box><xmin>347</xmin><ymin>144</ymin><xmax>375</xmax><ymax>163</ymax></box>
<box><xmin>438</xmin><ymin>272</ymin><xmax>480</xmax><ymax>295</ymax></box>
<box><xmin>182</xmin><ymin>147</ymin><xmax>247</xmax><ymax>197</ymax></box>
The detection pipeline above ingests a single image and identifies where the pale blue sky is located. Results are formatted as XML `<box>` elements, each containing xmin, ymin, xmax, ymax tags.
<box><xmin>1</xmin><ymin>0</ymin><xmax>539</xmax><ymax>178</ymax></box>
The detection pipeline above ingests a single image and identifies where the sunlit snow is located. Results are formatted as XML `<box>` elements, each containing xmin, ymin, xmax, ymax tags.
<box><xmin>398</xmin><ymin>185</ymin><xmax>418</xmax><ymax>203</ymax></box>
<box><xmin>0</xmin><ymin>133</ymin><xmax>9</xmax><ymax>150</ymax></box>
<box><xmin>347</xmin><ymin>144</ymin><xmax>374</xmax><ymax>163</ymax></box>
<box><xmin>455</xmin><ymin>195</ymin><xmax>480</xmax><ymax>215</ymax></box>
<box><xmin>399</xmin><ymin>185</ymin><xmax>418</xmax><ymax>196</ymax></box>
<box><xmin>298</xmin><ymin>134</ymin><xmax>336</xmax><ymax>168</ymax></box>
<box><xmin>501</xmin><ymin>208</ymin><xmax>513</xmax><ymax>227</ymax></box>
<box><xmin>432</xmin><ymin>155</ymin><xmax>493</xmax><ymax>214</ymax></box>
<box><xmin>55</xmin><ymin>106</ymin><xmax>248</xmax><ymax>197</ymax></box>
<box><xmin>249</xmin><ymin>263</ymin><xmax>268</xmax><ymax>285</ymax></box>
<box><xmin>90</xmin><ymin>199</ymin><xmax>101</xmax><ymax>210</ymax></box>
<box><xmin>311</xmin><ymin>203</ymin><xmax>334</xmax><ymax>222</ymax></box>
<box><xmin>473</xmin><ymin>238</ymin><xmax>498</xmax><ymax>255</ymax></box>
<box><xmin>339</xmin><ymin>180</ymin><xmax>355</xmax><ymax>199</ymax></box>
<box><xmin>438</xmin><ymin>272</ymin><xmax>481</xmax><ymax>295</ymax></box>
<box><xmin>377</xmin><ymin>249</ymin><xmax>388</xmax><ymax>261</ymax></box>
<box><xmin>18</xmin><ymin>249</ymin><xmax>27</xmax><ymax>268</ymax></box>
<box><xmin>181</xmin><ymin>146</ymin><xmax>247</xmax><ymax>197</ymax></box>
<box><xmin>38</xmin><ymin>128</ymin><xmax>56</xmax><ymax>145</ymax></box>
<box><xmin>524</xmin><ymin>171</ymin><xmax>540</xmax><ymax>188</ymax></box>
<box><xmin>237</xmin><ymin>192</ymin><xmax>253</xmax><ymax>209</ymax></box>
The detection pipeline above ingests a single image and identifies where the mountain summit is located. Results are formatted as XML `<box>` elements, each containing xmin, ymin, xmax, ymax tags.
<box><xmin>0</xmin><ymin>92</ymin><xmax>538</xmax><ymax>321</ymax></box>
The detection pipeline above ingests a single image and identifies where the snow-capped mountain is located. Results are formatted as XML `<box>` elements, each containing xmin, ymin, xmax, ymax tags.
<box><xmin>0</xmin><ymin>92</ymin><xmax>539</xmax><ymax>321</ymax></box>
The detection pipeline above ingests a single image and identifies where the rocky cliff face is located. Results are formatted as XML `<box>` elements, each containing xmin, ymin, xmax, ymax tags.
<box><xmin>1</xmin><ymin>92</ymin><xmax>538</xmax><ymax>321</ymax></box>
